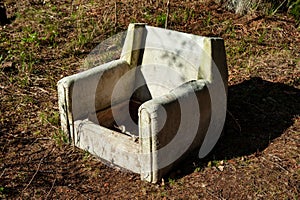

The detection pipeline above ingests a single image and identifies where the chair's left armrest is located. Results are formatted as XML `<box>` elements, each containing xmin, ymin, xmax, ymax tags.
<box><xmin>57</xmin><ymin>59</ymin><xmax>133</xmax><ymax>142</ymax></box>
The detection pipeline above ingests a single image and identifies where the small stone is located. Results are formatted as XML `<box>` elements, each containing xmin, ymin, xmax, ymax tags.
<box><xmin>217</xmin><ymin>165</ymin><xmax>224</xmax><ymax>171</ymax></box>
<box><xmin>161</xmin><ymin>178</ymin><xmax>165</xmax><ymax>186</ymax></box>
<box><xmin>201</xmin><ymin>183</ymin><xmax>207</xmax><ymax>188</ymax></box>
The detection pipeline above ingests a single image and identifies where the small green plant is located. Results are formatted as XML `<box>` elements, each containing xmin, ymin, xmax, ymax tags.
<box><xmin>39</xmin><ymin>111</ymin><xmax>46</xmax><ymax>126</ymax></box>
<box><xmin>77</xmin><ymin>33</ymin><xmax>90</xmax><ymax>48</ymax></box>
<box><xmin>183</xmin><ymin>8</ymin><xmax>195</xmax><ymax>23</ymax></box>
<box><xmin>53</xmin><ymin>130</ymin><xmax>69</xmax><ymax>145</ymax></box>
<box><xmin>143</xmin><ymin>9</ymin><xmax>152</xmax><ymax>21</ymax></box>
<box><xmin>184</xmin><ymin>9</ymin><xmax>189</xmax><ymax>22</ymax></box>
<box><xmin>168</xmin><ymin>178</ymin><xmax>176</xmax><ymax>186</ymax></box>
<box><xmin>51</xmin><ymin>5</ymin><xmax>57</xmax><ymax>12</ymax></box>
<box><xmin>258</xmin><ymin>29</ymin><xmax>267</xmax><ymax>44</ymax></box>
<box><xmin>48</xmin><ymin>111</ymin><xmax>60</xmax><ymax>126</ymax></box>
<box><xmin>172</xmin><ymin>12</ymin><xmax>179</xmax><ymax>23</ymax></box>
<box><xmin>19</xmin><ymin>50</ymin><xmax>35</xmax><ymax>73</ymax></box>
<box><xmin>39</xmin><ymin>111</ymin><xmax>60</xmax><ymax>127</ymax></box>
<box><xmin>0</xmin><ymin>32</ymin><xmax>7</xmax><ymax>43</ymax></box>
<box><xmin>156</xmin><ymin>13</ymin><xmax>167</xmax><ymax>27</ymax></box>
<box><xmin>83</xmin><ymin>150</ymin><xmax>91</xmax><ymax>160</ymax></box>
<box><xmin>21</xmin><ymin>32</ymin><xmax>39</xmax><ymax>44</ymax></box>
<box><xmin>194</xmin><ymin>167</ymin><xmax>201</xmax><ymax>172</ymax></box>
<box><xmin>203</xmin><ymin>11</ymin><xmax>212</xmax><ymax>27</ymax></box>
<box><xmin>15</xmin><ymin>12</ymin><xmax>21</xmax><ymax>19</ymax></box>
<box><xmin>17</xmin><ymin>76</ymin><xmax>31</xmax><ymax>88</ymax></box>
<box><xmin>160</xmin><ymin>191</ymin><xmax>167</xmax><ymax>197</ymax></box>
<box><xmin>289</xmin><ymin>0</ymin><xmax>300</xmax><ymax>23</ymax></box>
<box><xmin>0</xmin><ymin>186</ymin><xmax>6</xmax><ymax>198</ymax></box>
<box><xmin>207</xmin><ymin>159</ymin><xmax>223</xmax><ymax>167</ymax></box>
<box><xmin>42</xmin><ymin>24</ymin><xmax>59</xmax><ymax>47</ymax></box>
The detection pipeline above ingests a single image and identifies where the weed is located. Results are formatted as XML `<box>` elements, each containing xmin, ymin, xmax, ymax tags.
<box><xmin>203</xmin><ymin>11</ymin><xmax>212</xmax><ymax>27</ymax></box>
<box><xmin>168</xmin><ymin>178</ymin><xmax>176</xmax><ymax>185</ymax></box>
<box><xmin>0</xmin><ymin>32</ymin><xmax>7</xmax><ymax>43</ymax></box>
<box><xmin>51</xmin><ymin>5</ymin><xmax>57</xmax><ymax>12</ymax></box>
<box><xmin>22</xmin><ymin>95</ymin><xmax>33</xmax><ymax>104</ymax></box>
<box><xmin>53</xmin><ymin>129</ymin><xmax>69</xmax><ymax>145</ymax></box>
<box><xmin>39</xmin><ymin>112</ymin><xmax>46</xmax><ymax>126</ymax></box>
<box><xmin>160</xmin><ymin>191</ymin><xmax>167</xmax><ymax>197</ymax></box>
<box><xmin>289</xmin><ymin>0</ymin><xmax>300</xmax><ymax>23</ymax></box>
<box><xmin>156</xmin><ymin>13</ymin><xmax>167</xmax><ymax>27</ymax></box>
<box><xmin>42</xmin><ymin>24</ymin><xmax>59</xmax><ymax>47</ymax></box>
<box><xmin>83</xmin><ymin>150</ymin><xmax>91</xmax><ymax>160</ymax></box>
<box><xmin>17</xmin><ymin>76</ymin><xmax>31</xmax><ymax>88</ymax></box>
<box><xmin>183</xmin><ymin>8</ymin><xmax>194</xmax><ymax>22</ymax></box>
<box><xmin>77</xmin><ymin>33</ymin><xmax>91</xmax><ymax>48</ymax></box>
<box><xmin>39</xmin><ymin>111</ymin><xmax>60</xmax><ymax>127</ymax></box>
<box><xmin>258</xmin><ymin>29</ymin><xmax>267</xmax><ymax>45</ymax></box>
<box><xmin>194</xmin><ymin>167</ymin><xmax>201</xmax><ymax>172</ymax></box>
<box><xmin>130</xmin><ymin>17</ymin><xmax>137</xmax><ymax>23</ymax></box>
<box><xmin>172</xmin><ymin>12</ymin><xmax>179</xmax><ymax>23</ymax></box>
<box><xmin>0</xmin><ymin>186</ymin><xmax>6</xmax><ymax>198</ymax></box>
<box><xmin>21</xmin><ymin>32</ymin><xmax>39</xmax><ymax>44</ymax></box>
<box><xmin>143</xmin><ymin>9</ymin><xmax>152</xmax><ymax>21</ymax></box>
<box><xmin>15</xmin><ymin>12</ymin><xmax>21</xmax><ymax>19</ymax></box>
<box><xmin>184</xmin><ymin>9</ymin><xmax>189</xmax><ymax>22</ymax></box>
<box><xmin>207</xmin><ymin>160</ymin><xmax>220</xmax><ymax>167</ymax></box>
<box><xmin>47</xmin><ymin>112</ymin><xmax>60</xmax><ymax>127</ymax></box>
<box><xmin>20</xmin><ymin>51</ymin><xmax>34</xmax><ymax>73</ymax></box>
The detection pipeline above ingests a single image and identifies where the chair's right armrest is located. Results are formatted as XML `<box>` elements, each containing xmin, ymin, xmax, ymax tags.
<box><xmin>138</xmin><ymin>79</ymin><xmax>211</xmax><ymax>183</ymax></box>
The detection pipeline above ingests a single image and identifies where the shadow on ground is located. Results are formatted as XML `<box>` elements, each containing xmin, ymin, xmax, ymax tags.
<box><xmin>173</xmin><ymin>77</ymin><xmax>300</xmax><ymax>178</ymax></box>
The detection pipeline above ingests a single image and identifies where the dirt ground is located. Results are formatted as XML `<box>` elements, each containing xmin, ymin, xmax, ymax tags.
<box><xmin>0</xmin><ymin>0</ymin><xmax>299</xmax><ymax>199</ymax></box>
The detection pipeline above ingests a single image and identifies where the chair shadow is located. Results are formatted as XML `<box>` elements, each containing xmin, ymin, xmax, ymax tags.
<box><xmin>170</xmin><ymin>77</ymin><xmax>300</xmax><ymax>179</ymax></box>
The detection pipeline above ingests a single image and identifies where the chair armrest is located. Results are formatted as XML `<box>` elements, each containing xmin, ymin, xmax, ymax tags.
<box><xmin>57</xmin><ymin>59</ymin><xmax>133</xmax><ymax>139</ymax></box>
<box><xmin>138</xmin><ymin>79</ymin><xmax>211</xmax><ymax>183</ymax></box>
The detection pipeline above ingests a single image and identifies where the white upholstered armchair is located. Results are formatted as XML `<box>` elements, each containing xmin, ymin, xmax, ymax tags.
<box><xmin>58</xmin><ymin>23</ymin><xmax>228</xmax><ymax>183</ymax></box>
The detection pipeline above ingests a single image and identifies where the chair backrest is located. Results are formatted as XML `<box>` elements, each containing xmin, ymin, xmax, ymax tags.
<box><xmin>121</xmin><ymin>24</ymin><xmax>227</xmax><ymax>101</ymax></box>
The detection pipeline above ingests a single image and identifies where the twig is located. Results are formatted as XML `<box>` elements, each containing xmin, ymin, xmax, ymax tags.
<box><xmin>0</xmin><ymin>168</ymin><xmax>6</xmax><ymax>179</ymax></box>
<box><xmin>21</xmin><ymin>157</ymin><xmax>44</xmax><ymax>194</ymax></box>
<box><xmin>261</xmin><ymin>156</ymin><xmax>290</xmax><ymax>173</ymax></box>
<box><xmin>243</xmin><ymin>101</ymin><xmax>264</xmax><ymax>113</ymax></box>
<box><xmin>165</xmin><ymin>0</ymin><xmax>170</xmax><ymax>29</ymax></box>
<box><xmin>227</xmin><ymin>110</ymin><xmax>241</xmax><ymax>133</ymax></box>
<box><xmin>35</xmin><ymin>86</ymin><xmax>49</xmax><ymax>94</ymax></box>
<box><xmin>20</xmin><ymin>148</ymin><xmax>55</xmax><ymax>196</ymax></box>
<box><xmin>114</xmin><ymin>0</ymin><xmax>117</xmax><ymax>32</ymax></box>
<box><xmin>206</xmin><ymin>188</ymin><xmax>224</xmax><ymax>200</ymax></box>
<box><xmin>45</xmin><ymin>178</ymin><xmax>56</xmax><ymax>199</ymax></box>
<box><xmin>30</xmin><ymin>137</ymin><xmax>51</xmax><ymax>145</ymax></box>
